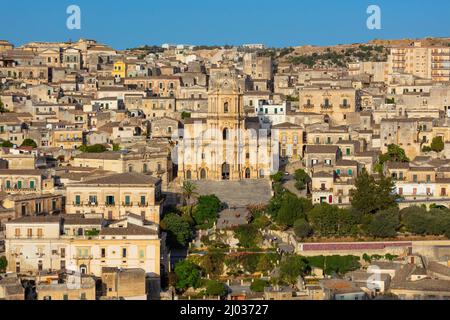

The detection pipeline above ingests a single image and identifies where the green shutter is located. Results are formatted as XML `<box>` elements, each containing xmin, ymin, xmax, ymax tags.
<box><xmin>75</xmin><ymin>195</ymin><xmax>81</xmax><ymax>205</ymax></box>
<box><xmin>17</xmin><ymin>181</ymin><xmax>22</xmax><ymax>189</ymax></box>
<box><xmin>30</xmin><ymin>181</ymin><xmax>35</xmax><ymax>189</ymax></box>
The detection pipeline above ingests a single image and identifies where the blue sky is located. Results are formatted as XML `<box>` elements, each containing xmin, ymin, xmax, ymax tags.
<box><xmin>2</xmin><ymin>0</ymin><xmax>450</xmax><ymax>49</ymax></box>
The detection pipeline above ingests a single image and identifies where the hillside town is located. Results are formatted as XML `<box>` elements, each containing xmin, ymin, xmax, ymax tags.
<box><xmin>1</xmin><ymin>38</ymin><xmax>450</xmax><ymax>301</ymax></box>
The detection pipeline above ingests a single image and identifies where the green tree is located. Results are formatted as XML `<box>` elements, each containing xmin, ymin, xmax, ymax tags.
<box><xmin>256</xmin><ymin>254</ymin><xmax>277</xmax><ymax>275</ymax></box>
<box><xmin>0</xmin><ymin>256</ymin><xmax>7</xmax><ymax>272</ymax></box>
<box><xmin>294</xmin><ymin>169</ymin><xmax>310</xmax><ymax>191</ymax></box>
<box><xmin>279</xmin><ymin>256</ymin><xmax>310</xmax><ymax>285</ymax></box>
<box><xmin>379</xmin><ymin>144</ymin><xmax>410</xmax><ymax>165</ymax></box>
<box><xmin>112</xmin><ymin>143</ymin><xmax>121</xmax><ymax>151</ymax></box>
<box><xmin>79</xmin><ymin>144</ymin><xmax>107</xmax><ymax>153</ymax></box>
<box><xmin>294</xmin><ymin>219</ymin><xmax>313</xmax><ymax>239</ymax></box>
<box><xmin>401</xmin><ymin>206</ymin><xmax>429</xmax><ymax>235</ymax></box>
<box><xmin>0</xmin><ymin>140</ymin><xmax>14</xmax><ymax>148</ymax></box>
<box><xmin>351</xmin><ymin>170</ymin><xmax>399</xmax><ymax>215</ymax></box>
<box><xmin>364</xmin><ymin>207</ymin><xmax>400</xmax><ymax>238</ymax></box>
<box><xmin>270</xmin><ymin>171</ymin><xmax>284</xmax><ymax>183</ymax></box>
<box><xmin>193</xmin><ymin>195</ymin><xmax>221</xmax><ymax>229</ymax></box>
<box><xmin>161</xmin><ymin>213</ymin><xmax>193</xmax><ymax>248</ymax></box>
<box><xmin>234</xmin><ymin>224</ymin><xmax>261</xmax><ymax>248</ymax></box>
<box><xmin>307</xmin><ymin>204</ymin><xmax>360</xmax><ymax>237</ymax></box>
<box><xmin>201</xmin><ymin>252</ymin><xmax>225</xmax><ymax>277</ymax></box>
<box><xmin>20</xmin><ymin>139</ymin><xmax>37</xmax><ymax>148</ymax></box>
<box><xmin>182</xmin><ymin>181</ymin><xmax>198</xmax><ymax>206</ymax></box>
<box><xmin>204</xmin><ymin>280</ymin><xmax>228</xmax><ymax>297</ymax></box>
<box><xmin>275</xmin><ymin>193</ymin><xmax>313</xmax><ymax>228</ymax></box>
<box><xmin>250</xmin><ymin>279</ymin><xmax>269</xmax><ymax>293</ymax></box>
<box><xmin>174</xmin><ymin>260</ymin><xmax>202</xmax><ymax>291</ymax></box>
<box><xmin>181</xmin><ymin>111</ymin><xmax>191</xmax><ymax>120</ymax></box>
<box><xmin>430</xmin><ymin>137</ymin><xmax>445</xmax><ymax>153</ymax></box>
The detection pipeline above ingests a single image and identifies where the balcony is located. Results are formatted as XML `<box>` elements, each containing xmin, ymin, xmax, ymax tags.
<box><xmin>138</xmin><ymin>203</ymin><xmax>149</xmax><ymax>208</ymax></box>
<box><xmin>87</xmin><ymin>202</ymin><xmax>98</xmax><ymax>207</ymax></box>
<box><xmin>73</xmin><ymin>202</ymin><xmax>83</xmax><ymax>207</ymax></box>
<box><xmin>339</xmin><ymin>104</ymin><xmax>351</xmax><ymax>109</ymax></box>
<box><xmin>122</xmin><ymin>202</ymin><xmax>134</xmax><ymax>207</ymax></box>
<box><xmin>73</xmin><ymin>255</ymin><xmax>93</xmax><ymax>260</ymax></box>
<box><xmin>105</xmin><ymin>203</ymin><xmax>116</xmax><ymax>207</ymax></box>
<box><xmin>303</xmin><ymin>104</ymin><xmax>315</xmax><ymax>109</ymax></box>
<box><xmin>320</xmin><ymin>104</ymin><xmax>333</xmax><ymax>110</ymax></box>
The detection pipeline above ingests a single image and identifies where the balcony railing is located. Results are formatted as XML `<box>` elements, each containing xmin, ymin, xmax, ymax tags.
<box><xmin>339</xmin><ymin>104</ymin><xmax>351</xmax><ymax>109</ymax></box>
<box><xmin>303</xmin><ymin>104</ymin><xmax>315</xmax><ymax>109</ymax></box>
<box><xmin>320</xmin><ymin>104</ymin><xmax>333</xmax><ymax>109</ymax></box>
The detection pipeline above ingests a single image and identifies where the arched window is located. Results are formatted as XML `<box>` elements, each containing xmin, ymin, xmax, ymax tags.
<box><xmin>143</xmin><ymin>164</ymin><xmax>148</xmax><ymax>173</ymax></box>
<box><xmin>186</xmin><ymin>170</ymin><xmax>192</xmax><ymax>180</ymax></box>
<box><xmin>223</xmin><ymin>128</ymin><xmax>229</xmax><ymax>140</ymax></box>
<box><xmin>128</xmin><ymin>165</ymin><xmax>133</xmax><ymax>173</ymax></box>
<box><xmin>224</xmin><ymin>102</ymin><xmax>229</xmax><ymax>113</ymax></box>
<box><xmin>259</xmin><ymin>169</ymin><xmax>265</xmax><ymax>178</ymax></box>
<box><xmin>245</xmin><ymin>168</ymin><xmax>251</xmax><ymax>179</ymax></box>
<box><xmin>200</xmin><ymin>169</ymin><xmax>207</xmax><ymax>180</ymax></box>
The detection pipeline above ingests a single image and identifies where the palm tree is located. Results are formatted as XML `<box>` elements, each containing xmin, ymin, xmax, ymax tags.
<box><xmin>182</xmin><ymin>180</ymin><xmax>198</xmax><ymax>206</ymax></box>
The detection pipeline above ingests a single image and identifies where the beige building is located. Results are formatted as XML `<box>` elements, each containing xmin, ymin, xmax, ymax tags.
<box><xmin>0</xmin><ymin>169</ymin><xmax>54</xmax><ymax>195</ymax></box>
<box><xmin>243</xmin><ymin>53</ymin><xmax>273</xmax><ymax>80</ymax></box>
<box><xmin>101</xmin><ymin>267</ymin><xmax>147</xmax><ymax>300</ymax></box>
<box><xmin>65</xmin><ymin>172</ymin><xmax>163</xmax><ymax>222</ymax></box>
<box><xmin>389</xmin><ymin>42</ymin><xmax>450</xmax><ymax>83</ymax></box>
<box><xmin>4</xmin><ymin>215</ymin><xmax>161</xmax><ymax>282</ymax></box>
<box><xmin>272</xmin><ymin>122</ymin><xmax>304</xmax><ymax>162</ymax></box>
<box><xmin>299</xmin><ymin>85</ymin><xmax>357</xmax><ymax>124</ymax></box>
<box><xmin>177</xmin><ymin>73</ymin><xmax>273</xmax><ymax>181</ymax></box>
<box><xmin>71</xmin><ymin>149</ymin><xmax>172</xmax><ymax>189</ymax></box>
<box><xmin>37</xmin><ymin>274</ymin><xmax>96</xmax><ymax>301</ymax></box>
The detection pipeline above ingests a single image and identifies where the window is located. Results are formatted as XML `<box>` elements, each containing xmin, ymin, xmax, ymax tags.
<box><xmin>122</xmin><ymin>248</ymin><xmax>127</xmax><ymax>258</ymax></box>
<box><xmin>106</xmin><ymin>196</ymin><xmax>115</xmax><ymax>206</ymax></box>
<box><xmin>27</xmin><ymin>228</ymin><xmax>33</xmax><ymax>238</ymax></box>
<box><xmin>139</xmin><ymin>250</ymin><xmax>145</xmax><ymax>259</ymax></box>
<box><xmin>348</xmin><ymin>169</ymin><xmax>353</xmax><ymax>176</ymax></box>
<box><xmin>88</xmin><ymin>195</ymin><xmax>97</xmax><ymax>205</ymax></box>
<box><xmin>17</xmin><ymin>181</ymin><xmax>22</xmax><ymax>189</ymax></box>
<box><xmin>125</xmin><ymin>196</ymin><xmax>131</xmax><ymax>206</ymax></box>
<box><xmin>426</xmin><ymin>175</ymin><xmax>431</xmax><ymax>183</ymax></box>
<box><xmin>140</xmin><ymin>196</ymin><xmax>146</xmax><ymax>205</ymax></box>
<box><xmin>15</xmin><ymin>228</ymin><xmax>20</xmax><ymax>237</ymax></box>
<box><xmin>223</xmin><ymin>128</ymin><xmax>229</xmax><ymax>140</ymax></box>
<box><xmin>224</xmin><ymin>102</ymin><xmax>229</xmax><ymax>113</ymax></box>
<box><xmin>61</xmin><ymin>248</ymin><xmax>66</xmax><ymax>258</ymax></box>
<box><xmin>346</xmin><ymin>148</ymin><xmax>351</xmax><ymax>156</ymax></box>
<box><xmin>37</xmin><ymin>229</ymin><xmax>43</xmax><ymax>238</ymax></box>
<box><xmin>101</xmin><ymin>248</ymin><xmax>106</xmax><ymax>258</ymax></box>
<box><xmin>200</xmin><ymin>169</ymin><xmax>207</xmax><ymax>180</ymax></box>
<box><xmin>413</xmin><ymin>175</ymin><xmax>418</xmax><ymax>183</ymax></box>
<box><xmin>29</xmin><ymin>181</ymin><xmax>35</xmax><ymax>189</ymax></box>
<box><xmin>75</xmin><ymin>195</ymin><xmax>81</xmax><ymax>205</ymax></box>
<box><xmin>6</xmin><ymin>180</ymin><xmax>11</xmax><ymax>189</ymax></box>
<box><xmin>63</xmin><ymin>294</ymin><xmax>69</xmax><ymax>300</ymax></box>
<box><xmin>80</xmin><ymin>293</ymin><xmax>86</xmax><ymax>300</ymax></box>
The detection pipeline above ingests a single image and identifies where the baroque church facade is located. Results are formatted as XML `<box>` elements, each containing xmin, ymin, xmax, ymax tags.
<box><xmin>177</xmin><ymin>72</ymin><xmax>275</xmax><ymax>182</ymax></box>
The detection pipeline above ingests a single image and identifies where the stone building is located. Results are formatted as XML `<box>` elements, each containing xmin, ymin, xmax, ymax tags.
<box><xmin>177</xmin><ymin>72</ymin><xmax>274</xmax><ymax>181</ymax></box>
